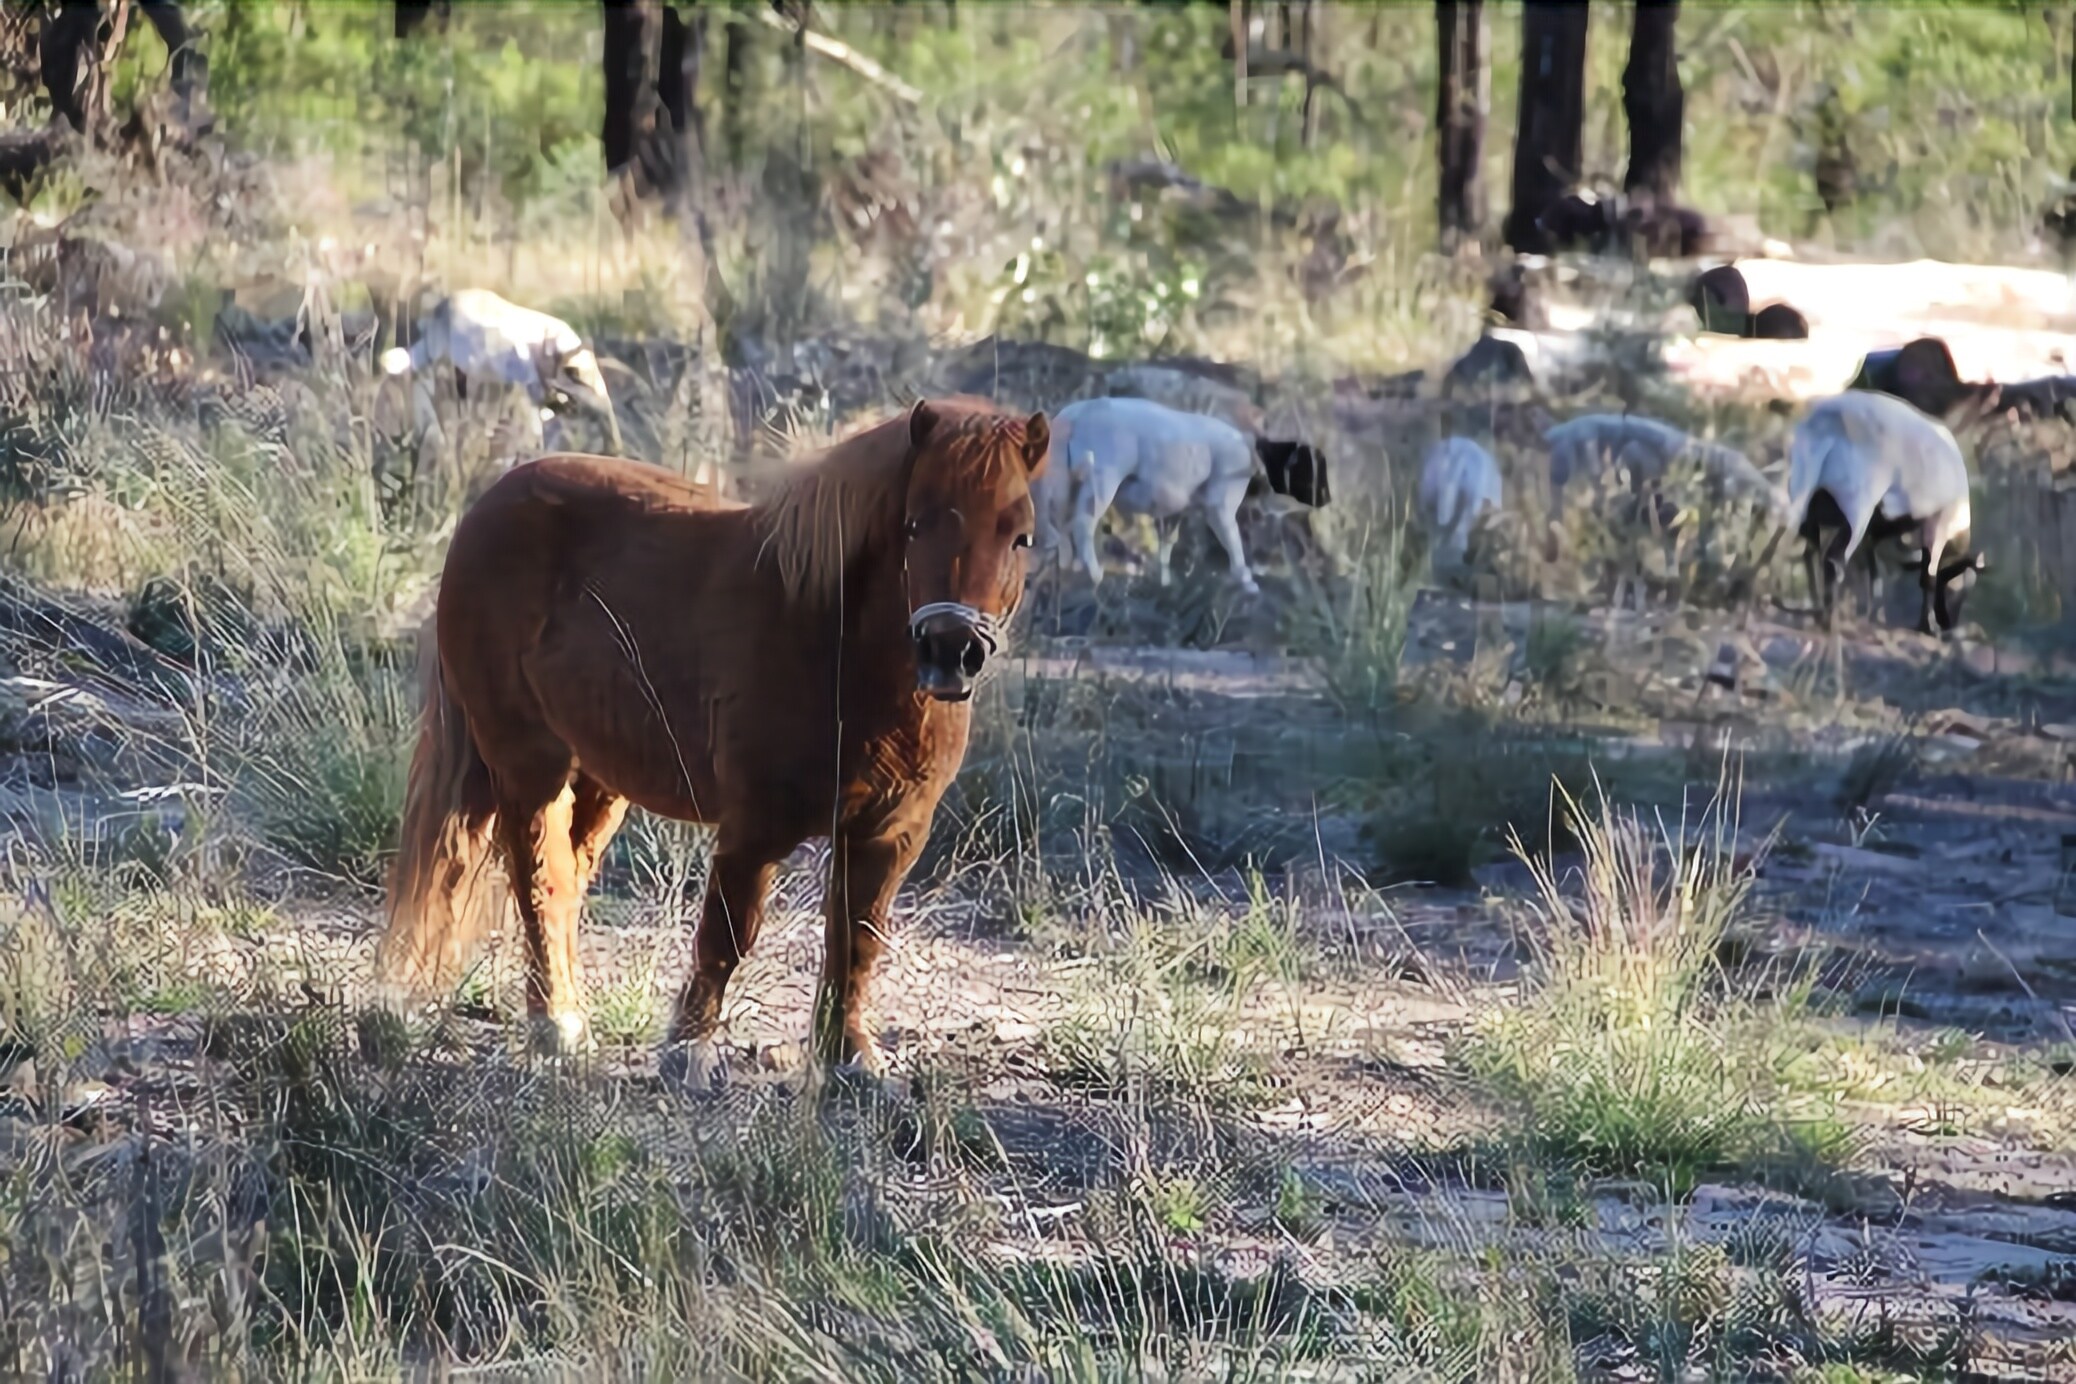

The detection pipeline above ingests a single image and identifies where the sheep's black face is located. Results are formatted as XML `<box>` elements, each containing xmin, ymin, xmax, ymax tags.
<box><xmin>1258</xmin><ymin>440</ymin><xmax>1330</xmax><ymax>508</ymax></box>
<box><xmin>1933</xmin><ymin>553</ymin><xmax>1985</xmax><ymax>633</ymax></box>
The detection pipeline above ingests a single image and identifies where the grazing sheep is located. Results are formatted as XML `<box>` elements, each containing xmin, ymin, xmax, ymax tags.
<box><xmin>1787</xmin><ymin>390</ymin><xmax>1979</xmax><ymax>635</ymax></box>
<box><xmin>379</xmin><ymin>288</ymin><xmax>622</xmax><ymax>458</ymax></box>
<box><xmin>1545</xmin><ymin>413</ymin><xmax>1783</xmax><ymax>514</ymax></box>
<box><xmin>1032</xmin><ymin>396</ymin><xmax>1329</xmax><ymax>594</ymax></box>
<box><xmin>1417</xmin><ymin>437</ymin><xmax>1503</xmax><ymax>571</ymax></box>
<box><xmin>1545</xmin><ymin>413</ymin><xmax>1785</xmax><ymax>611</ymax></box>
<box><xmin>1104</xmin><ymin>362</ymin><xmax>1264</xmax><ymax>433</ymax></box>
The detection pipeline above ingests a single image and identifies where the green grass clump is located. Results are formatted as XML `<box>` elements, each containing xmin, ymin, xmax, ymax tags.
<box><xmin>1456</xmin><ymin>779</ymin><xmax>1848</xmax><ymax>1194</ymax></box>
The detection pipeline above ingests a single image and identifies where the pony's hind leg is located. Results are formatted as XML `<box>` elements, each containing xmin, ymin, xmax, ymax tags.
<box><xmin>568</xmin><ymin>773</ymin><xmax>630</xmax><ymax>896</ymax></box>
<box><xmin>663</xmin><ymin>840</ymin><xmax>788</xmax><ymax>1091</ymax></box>
<box><xmin>492</xmin><ymin>764</ymin><xmax>592</xmax><ymax>1055</ymax></box>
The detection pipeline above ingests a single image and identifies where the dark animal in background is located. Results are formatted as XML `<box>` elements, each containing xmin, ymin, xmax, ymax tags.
<box><xmin>1536</xmin><ymin>190</ymin><xmax>1616</xmax><ymax>252</ymax></box>
<box><xmin>1992</xmin><ymin>374</ymin><xmax>2076</xmax><ymax>423</ymax></box>
<box><xmin>1444</xmin><ymin>333</ymin><xmax>1536</xmax><ymax>397</ymax></box>
<box><xmin>1848</xmin><ymin>336</ymin><xmax>1999</xmax><ymax>422</ymax></box>
<box><xmin>1686</xmin><ymin>265</ymin><xmax>1808</xmax><ymax>339</ymax></box>
<box><xmin>1489</xmin><ymin>261</ymin><xmax>1549</xmax><ymax>330</ymax></box>
<box><xmin>1620</xmin><ymin>195</ymin><xmax>1710</xmax><ymax>259</ymax></box>
<box><xmin>1750</xmin><ymin>303</ymin><xmax>1810</xmax><ymax>340</ymax></box>
<box><xmin>1688</xmin><ymin>264</ymin><xmax>1751</xmax><ymax>334</ymax></box>
<box><xmin>1537</xmin><ymin>189</ymin><xmax>1710</xmax><ymax>259</ymax></box>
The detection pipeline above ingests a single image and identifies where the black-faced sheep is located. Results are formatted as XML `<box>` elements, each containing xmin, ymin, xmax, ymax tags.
<box><xmin>1787</xmin><ymin>390</ymin><xmax>1981</xmax><ymax>636</ymax></box>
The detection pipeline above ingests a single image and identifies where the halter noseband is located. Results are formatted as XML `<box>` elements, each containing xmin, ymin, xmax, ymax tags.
<box><xmin>908</xmin><ymin>600</ymin><xmax>1001</xmax><ymax>655</ymax></box>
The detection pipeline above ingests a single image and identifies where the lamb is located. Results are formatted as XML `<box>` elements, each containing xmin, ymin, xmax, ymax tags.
<box><xmin>1417</xmin><ymin>437</ymin><xmax>1503</xmax><ymax>571</ymax></box>
<box><xmin>1787</xmin><ymin>390</ymin><xmax>1981</xmax><ymax>635</ymax></box>
<box><xmin>1032</xmin><ymin>396</ymin><xmax>1329</xmax><ymax>594</ymax></box>
<box><xmin>379</xmin><ymin>288</ymin><xmax>622</xmax><ymax>456</ymax></box>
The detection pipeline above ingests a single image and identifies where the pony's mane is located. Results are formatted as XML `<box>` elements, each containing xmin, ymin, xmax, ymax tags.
<box><xmin>754</xmin><ymin>400</ymin><xmax>1033</xmax><ymax>606</ymax></box>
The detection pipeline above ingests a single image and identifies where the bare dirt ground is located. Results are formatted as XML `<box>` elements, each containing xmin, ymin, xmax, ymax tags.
<box><xmin>17</xmin><ymin>576</ymin><xmax>2074</xmax><ymax>1378</ymax></box>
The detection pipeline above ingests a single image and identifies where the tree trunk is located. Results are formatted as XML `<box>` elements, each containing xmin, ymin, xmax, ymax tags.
<box><xmin>602</xmin><ymin>0</ymin><xmax>684</xmax><ymax>200</ymax></box>
<box><xmin>661</xmin><ymin>2</ymin><xmax>706</xmax><ymax>161</ymax></box>
<box><xmin>721</xmin><ymin>0</ymin><xmax>766</xmax><ymax>169</ymax></box>
<box><xmin>1501</xmin><ymin>0</ymin><xmax>1589</xmax><ymax>255</ymax></box>
<box><xmin>1621</xmin><ymin>0</ymin><xmax>1681</xmax><ymax>200</ymax></box>
<box><xmin>1298</xmin><ymin>0</ymin><xmax>1318</xmax><ymax>148</ymax></box>
<box><xmin>394</xmin><ymin>0</ymin><xmax>450</xmax><ymax>40</ymax></box>
<box><xmin>42</xmin><ymin>0</ymin><xmax>127</xmax><ymax>135</ymax></box>
<box><xmin>1435</xmin><ymin>0</ymin><xmax>1487</xmax><ymax>250</ymax></box>
<box><xmin>1229</xmin><ymin>0</ymin><xmax>1247</xmax><ymax>108</ymax></box>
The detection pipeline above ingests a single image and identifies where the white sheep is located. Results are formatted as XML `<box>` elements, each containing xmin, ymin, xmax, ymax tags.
<box><xmin>1787</xmin><ymin>390</ymin><xmax>1980</xmax><ymax>635</ymax></box>
<box><xmin>1417</xmin><ymin>436</ymin><xmax>1503</xmax><ymax>571</ymax></box>
<box><xmin>379</xmin><ymin>288</ymin><xmax>622</xmax><ymax>458</ymax></box>
<box><xmin>1032</xmin><ymin>396</ymin><xmax>1329</xmax><ymax>594</ymax></box>
<box><xmin>1544</xmin><ymin>413</ymin><xmax>1787</xmax><ymax>610</ymax></box>
<box><xmin>1545</xmin><ymin>413</ymin><xmax>1783</xmax><ymax>515</ymax></box>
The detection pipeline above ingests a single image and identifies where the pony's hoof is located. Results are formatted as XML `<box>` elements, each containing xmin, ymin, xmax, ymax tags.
<box><xmin>530</xmin><ymin>1010</ymin><xmax>594</xmax><ymax>1058</ymax></box>
<box><xmin>659</xmin><ymin>1039</ymin><xmax>728</xmax><ymax>1096</ymax></box>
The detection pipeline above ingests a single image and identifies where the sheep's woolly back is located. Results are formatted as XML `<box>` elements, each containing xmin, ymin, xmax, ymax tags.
<box><xmin>1547</xmin><ymin>413</ymin><xmax>1783</xmax><ymax>517</ymax></box>
<box><xmin>1418</xmin><ymin>437</ymin><xmax>1503</xmax><ymax>560</ymax></box>
<box><xmin>1787</xmin><ymin>391</ymin><xmax>1969</xmax><ymax>534</ymax></box>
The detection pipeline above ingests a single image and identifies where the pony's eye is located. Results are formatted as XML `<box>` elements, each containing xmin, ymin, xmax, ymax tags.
<box><xmin>904</xmin><ymin>516</ymin><xmax>921</xmax><ymax>538</ymax></box>
<box><xmin>1012</xmin><ymin>533</ymin><xmax>1032</xmax><ymax>550</ymax></box>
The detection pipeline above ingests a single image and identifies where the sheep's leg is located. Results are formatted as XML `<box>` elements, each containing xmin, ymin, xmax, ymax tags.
<box><xmin>1917</xmin><ymin>529</ymin><xmax>1951</xmax><ymax>637</ymax></box>
<box><xmin>1818</xmin><ymin>528</ymin><xmax>1854</xmax><ymax>631</ymax></box>
<box><xmin>1153</xmin><ymin>515</ymin><xmax>1180</xmax><ymax>588</ymax></box>
<box><xmin>1068</xmin><ymin>452</ymin><xmax>1124</xmax><ymax>587</ymax></box>
<box><xmin>1201</xmin><ymin>480</ymin><xmax>1259</xmax><ymax>593</ymax></box>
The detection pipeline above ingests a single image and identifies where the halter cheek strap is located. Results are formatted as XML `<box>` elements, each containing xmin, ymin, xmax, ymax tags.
<box><xmin>908</xmin><ymin>600</ymin><xmax>1001</xmax><ymax>654</ymax></box>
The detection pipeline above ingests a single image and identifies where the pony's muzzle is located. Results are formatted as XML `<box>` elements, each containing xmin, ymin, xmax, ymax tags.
<box><xmin>913</xmin><ymin>622</ymin><xmax>988</xmax><ymax>701</ymax></box>
<box><xmin>910</xmin><ymin>607</ymin><xmax>994</xmax><ymax>701</ymax></box>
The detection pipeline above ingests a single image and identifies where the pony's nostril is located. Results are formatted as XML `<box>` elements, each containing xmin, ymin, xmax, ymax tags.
<box><xmin>959</xmin><ymin>637</ymin><xmax>987</xmax><ymax>678</ymax></box>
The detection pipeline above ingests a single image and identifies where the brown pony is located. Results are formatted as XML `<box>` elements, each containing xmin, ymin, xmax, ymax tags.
<box><xmin>375</xmin><ymin>397</ymin><xmax>1050</xmax><ymax>1088</ymax></box>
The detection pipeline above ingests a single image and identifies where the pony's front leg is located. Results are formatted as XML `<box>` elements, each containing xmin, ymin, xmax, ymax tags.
<box><xmin>662</xmin><ymin>844</ymin><xmax>784</xmax><ymax>1092</ymax></box>
<box><xmin>814</xmin><ymin>822</ymin><xmax>927</xmax><ymax>1074</ymax></box>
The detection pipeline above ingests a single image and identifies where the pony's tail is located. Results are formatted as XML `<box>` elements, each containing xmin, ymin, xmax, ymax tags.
<box><xmin>374</xmin><ymin>625</ymin><xmax>506</xmax><ymax>1001</ymax></box>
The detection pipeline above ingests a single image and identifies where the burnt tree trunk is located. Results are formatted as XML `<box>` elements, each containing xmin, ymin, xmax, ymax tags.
<box><xmin>394</xmin><ymin>0</ymin><xmax>450</xmax><ymax>39</ymax></box>
<box><xmin>1502</xmin><ymin>0</ymin><xmax>1589</xmax><ymax>254</ymax></box>
<box><xmin>1620</xmin><ymin>0</ymin><xmax>1681</xmax><ymax>200</ymax></box>
<box><xmin>1298</xmin><ymin>0</ymin><xmax>1318</xmax><ymax>148</ymax></box>
<box><xmin>660</xmin><ymin>2</ymin><xmax>706</xmax><ymax>162</ymax></box>
<box><xmin>721</xmin><ymin>0</ymin><xmax>767</xmax><ymax>170</ymax></box>
<box><xmin>41</xmin><ymin>0</ymin><xmax>128</xmax><ymax>135</ymax></box>
<box><xmin>602</xmin><ymin>0</ymin><xmax>685</xmax><ymax>200</ymax></box>
<box><xmin>1435</xmin><ymin>0</ymin><xmax>1487</xmax><ymax>250</ymax></box>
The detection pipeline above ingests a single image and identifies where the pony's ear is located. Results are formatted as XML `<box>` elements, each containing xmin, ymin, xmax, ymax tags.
<box><xmin>1021</xmin><ymin>412</ymin><xmax>1050</xmax><ymax>474</ymax></box>
<box><xmin>909</xmin><ymin>399</ymin><xmax>937</xmax><ymax>450</ymax></box>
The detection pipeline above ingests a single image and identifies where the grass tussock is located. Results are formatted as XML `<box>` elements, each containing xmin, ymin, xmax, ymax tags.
<box><xmin>1457</xmin><ymin>778</ymin><xmax>1851</xmax><ymax>1193</ymax></box>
